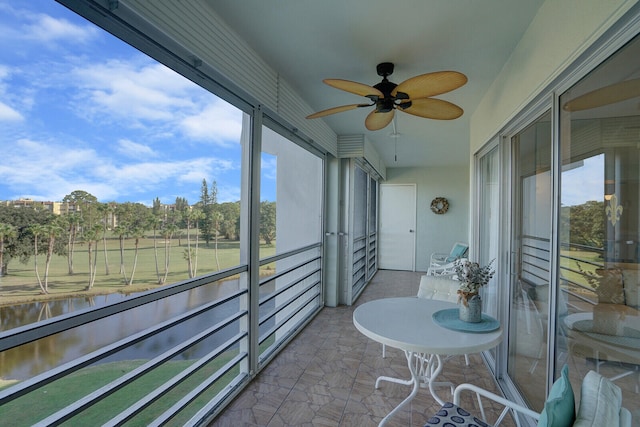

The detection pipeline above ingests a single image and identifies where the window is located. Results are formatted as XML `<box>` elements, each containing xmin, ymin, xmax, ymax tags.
<box><xmin>257</xmin><ymin>125</ymin><xmax>323</xmax><ymax>360</ymax></box>
<box><xmin>558</xmin><ymin>32</ymin><xmax>640</xmax><ymax>415</ymax></box>
<box><xmin>0</xmin><ymin>2</ymin><xmax>245</xmax><ymax>330</ymax></box>
<box><xmin>0</xmin><ymin>3</ymin><xmax>325</xmax><ymax>424</ymax></box>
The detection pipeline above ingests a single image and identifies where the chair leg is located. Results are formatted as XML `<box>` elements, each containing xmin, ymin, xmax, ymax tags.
<box><xmin>382</xmin><ymin>343</ymin><xmax>386</xmax><ymax>358</ymax></box>
<box><xmin>464</xmin><ymin>354</ymin><xmax>470</xmax><ymax>366</ymax></box>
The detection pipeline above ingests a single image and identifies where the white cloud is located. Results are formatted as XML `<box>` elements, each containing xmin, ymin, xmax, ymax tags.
<box><xmin>0</xmin><ymin>4</ymin><xmax>99</xmax><ymax>47</ymax></box>
<box><xmin>217</xmin><ymin>185</ymin><xmax>241</xmax><ymax>204</ymax></box>
<box><xmin>0</xmin><ymin>138</ymin><xmax>237</xmax><ymax>203</ymax></box>
<box><xmin>117</xmin><ymin>139</ymin><xmax>156</xmax><ymax>158</ymax></box>
<box><xmin>69</xmin><ymin>59</ymin><xmax>242</xmax><ymax>145</ymax></box>
<box><xmin>0</xmin><ymin>65</ymin><xmax>22</xmax><ymax>121</ymax></box>
<box><xmin>180</xmin><ymin>100</ymin><xmax>243</xmax><ymax>144</ymax></box>
<box><xmin>72</xmin><ymin>60</ymin><xmax>195</xmax><ymax>123</ymax></box>
<box><xmin>25</xmin><ymin>13</ymin><xmax>99</xmax><ymax>45</ymax></box>
<box><xmin>261</xmin><ymin>154</ymin><xmax>278</xmax><ymax>181</ymax></box>
<box><xmin>0</xmin><ymin>101</ymin><xmax>23</xmax><ymax>121</ymax></box>
<box><xmin>0</xmin><ymin>4</ymin><xmax>246</xmax><ymax>204</ymax></box>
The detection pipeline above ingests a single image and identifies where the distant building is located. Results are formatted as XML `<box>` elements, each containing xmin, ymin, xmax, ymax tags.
<box><xmin>0</xmin><ymin>198</ymin><xmax>76</xmax><ymax>215</ymax></box>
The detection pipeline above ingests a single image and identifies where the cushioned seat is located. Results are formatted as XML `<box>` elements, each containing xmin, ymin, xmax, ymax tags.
<box><xmin>425</xmin><ymin>402</ymin><xmax>492</xmax><ymax>427</ymax></box>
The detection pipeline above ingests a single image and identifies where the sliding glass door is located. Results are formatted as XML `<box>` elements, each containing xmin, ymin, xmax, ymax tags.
<box><xmin>508</xmin><ymin>112</ymin><xmax>552</xmax><ymax>411</ymax></box>
<box><xmin>558</xmin><ymin>32</ymin><xmax>640</xmax><ymax>416</ymax></box>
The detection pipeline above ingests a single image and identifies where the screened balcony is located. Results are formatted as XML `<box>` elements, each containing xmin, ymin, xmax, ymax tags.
<box><xmin>211</xmin><ymin>270</ymin><xmax>508</xmax><ymax>427</ymax></box>
<box><xmin>1</xmin><ymin>1</ymin><xmax>640</xmax><ymax>426</ymax></box>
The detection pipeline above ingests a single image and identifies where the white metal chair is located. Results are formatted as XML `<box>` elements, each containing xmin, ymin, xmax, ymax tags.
<box><xmin>425</xmin><ymin>368</ymin><xmax>632</xmax><ymax>427</ymax></box>
<box><xmin>427</xmin><ymin>257</ymin><xmax>467</xmax><ymax>276</ymax></box>
<box><xmin>429</xmin><ymin>242</ymin><xmax>468</xmax><ymax>271</ymax></box>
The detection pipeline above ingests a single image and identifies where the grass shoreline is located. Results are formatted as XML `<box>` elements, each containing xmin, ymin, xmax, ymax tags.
<box><xmin>0</xmin><ymin>281</ymin><xmax>162</xmax><ymax>307</ymax></box>
<box><xmin>0</xmin><ymin>236</ymin><xmax>275</xmax><ymax>308</ymax></box>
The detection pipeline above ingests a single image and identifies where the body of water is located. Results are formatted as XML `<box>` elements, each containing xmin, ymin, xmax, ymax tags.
<box><xmin>0</xmin><ymin>280</ymin><xmax>245</xmax><ymax>381</ymax></box>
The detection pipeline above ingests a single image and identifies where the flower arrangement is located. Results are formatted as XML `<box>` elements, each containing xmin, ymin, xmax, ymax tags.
<box><xmin>455</xmin><ymin>259</ymin><xmax>495</xmax><ymax>306</ymax></box>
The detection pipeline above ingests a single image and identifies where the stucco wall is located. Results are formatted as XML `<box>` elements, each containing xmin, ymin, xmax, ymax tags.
<box><xmin>384</xmin><ymin>165</ymin><xmax>469</xmax><ymax>272</ymax></box>
<box><xmin>470</xmin><ymin>0</ymin><xmax>636</xmax><ymax>152</ymax></box>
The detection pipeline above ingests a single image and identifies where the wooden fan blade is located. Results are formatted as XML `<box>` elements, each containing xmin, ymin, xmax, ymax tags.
<box><xmin>306</xmin><ymin>103</ymin><xmax>370</xmax><ymax>119</ymax></box>
<box><xmin>563</xmin><ymin>78</ymin><xmax>640</xmax><ymax>111</ymax></box>
<box><xmin>365</xmin><ymin>110</ymin><xmax>394</xmax><ymax>131</ymax></box>
<box><xmin>392</xmin><ymin>71</ymin><xmax>467</xmax><ymax>99</ymax></box>
<box><xmin>324</xmin><ymin>79</ymin><xmax>384</xmax><ymax>98</ymax></box>
<box><xmin>399</xmin><ymin>98</ymin><xmax>464</xmax><ymax>120</ymax></box>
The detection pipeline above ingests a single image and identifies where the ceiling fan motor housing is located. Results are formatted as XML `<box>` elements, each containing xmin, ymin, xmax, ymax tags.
<box><xmin>373</xmin><ymin>80</ymin><xmax>397</xmax><ymax>112</ymax></box>
<box><xmin>373</xmin><ymin>63</ymin><xmax>411</xmax><ymax>112</ymax></box>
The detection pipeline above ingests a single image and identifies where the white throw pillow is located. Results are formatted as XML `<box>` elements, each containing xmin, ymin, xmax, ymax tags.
<box><xmin>573</xmin><ymin>370</ymin><xmax>621</xmax><ymax>427</ymax></box>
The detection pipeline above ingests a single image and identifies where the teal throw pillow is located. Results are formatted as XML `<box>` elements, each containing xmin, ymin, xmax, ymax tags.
<box><xmin>538</xmin><ymin>364</ymin><xmax>576</xmax><ymax>427</ymax></box>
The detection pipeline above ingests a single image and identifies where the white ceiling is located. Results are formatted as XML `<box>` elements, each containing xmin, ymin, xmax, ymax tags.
<box><xmin>208</xmin><ymin>0</ymin><xmax>546</xmax><ymax>167</ymax></box>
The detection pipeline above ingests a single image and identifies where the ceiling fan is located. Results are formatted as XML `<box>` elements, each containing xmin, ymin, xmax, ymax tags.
<box><xmin>306</xmin><ymin>62</ymin><xmax>468</xmax><ymax>131</ymax></box>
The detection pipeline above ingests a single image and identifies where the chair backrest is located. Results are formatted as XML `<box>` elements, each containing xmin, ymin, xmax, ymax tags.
<box><xmin>446</xmin><ymin>242</ymin><xmax>469</xmax><ymax>262</ymax></box>
<box><xmin>417</xmin><ymin>275</ymin><xmax>459</xmax><ymax>303</ymax></box>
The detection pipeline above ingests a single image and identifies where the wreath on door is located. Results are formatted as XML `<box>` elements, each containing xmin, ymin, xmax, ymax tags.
<box><xmin>430</xmin><ymin>197</ymin><xmax>449</xmax><ymax>214</ymax></box>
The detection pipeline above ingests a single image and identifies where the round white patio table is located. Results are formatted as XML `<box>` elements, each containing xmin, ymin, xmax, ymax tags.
<box><xmin>353</xmin><ymin>297</ymin><xmax>503</xmax><ymax>426</ymax></box>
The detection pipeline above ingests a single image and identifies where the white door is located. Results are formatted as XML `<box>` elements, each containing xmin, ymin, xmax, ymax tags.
<box><xmin>379</xmin><ymin>184</ymin><xmax>416</xmax><ymax>270</ymax></box>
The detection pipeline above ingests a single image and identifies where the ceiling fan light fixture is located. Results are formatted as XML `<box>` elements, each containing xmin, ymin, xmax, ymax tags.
<box><xmin>377</xmin><ymin>98</ymin><xmax>395</xmax><ymax>113</ymax></box>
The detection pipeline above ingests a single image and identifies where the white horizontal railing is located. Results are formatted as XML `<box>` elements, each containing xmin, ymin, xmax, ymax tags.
<box><xmin>0</xmin><ymin>244</ymin><xmax>324</xmax><ymax>424</ymax></box>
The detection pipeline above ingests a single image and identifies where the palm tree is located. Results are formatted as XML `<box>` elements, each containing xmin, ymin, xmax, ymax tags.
<box><xmin>126</xmin><ymin>225</ymin><xmax>146</xmax><ymax>285</ymax></box>
<box><xmin>113</xmin><ymin>224</ymin><xmax>129</xmax><ymax>284</ymax></box>
<box><xmin>84</xmin><ymin>224</ymin><xmax>102</xmax><ymax>290</ymax></box>
<box><xmin>97</xmin><ymin>203</ymin><xmax>114</xmax><ymax>275</ymax></box>
<box><xmin>42</xmin><ymin>222</ymin><xmax>64</xmax><ymax>293</ymax></box>
<box><xmin>64</xmin><ymin>213</ymin><xmax>82</xmax><ymax>275</ymax></box>
<box><xmin>0</xmin><ymin>222</ymin><xmax>16</xmax><ymax>277</ymax></box>
<box><xmin>192</xmin><ymin>208</ymin><xmax>205</xmax><ymax>277</ymax></box>
<box><xmin>160</xmin><ymin>222</ymin><xmax>178</xmax><ymax>284</ymax></box>
<box><xmin>148</xmin><ymin>214</ymin><xmax>163</xmax><ymax>283</ymax></box>
<box><xmin>28</xmin><ymin>224</ymin><xmax>47</xmax><ymax>294</ymax></box>
<box><xmin>184</xmin><ymin>208</ymin><xmax>204</xmax><ymax>278</ymax></box>
<box><xmin>212</xmin><ymin>211</ymin><xmax>224</xmax><ymax>271</ymax></box>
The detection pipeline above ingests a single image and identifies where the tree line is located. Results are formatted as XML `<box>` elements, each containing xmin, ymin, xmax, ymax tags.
<box><xmin>0</xmin><ymin>179</ymin><xmax>276</xmax><ymax>293</ymax></box>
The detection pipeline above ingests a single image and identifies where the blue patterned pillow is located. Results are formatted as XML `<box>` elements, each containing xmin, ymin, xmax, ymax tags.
<box><xmin>424</xmin><ymin>402</ymin><xmax>493</xmax><ymax>427</ymax></box>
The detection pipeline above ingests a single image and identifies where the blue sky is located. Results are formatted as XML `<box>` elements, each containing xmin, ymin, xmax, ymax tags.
<box><xmin>0</xmin><ymin>1</ymin><xmax>274</xmax><ymax>205</ymax></box>
<box><xmin>561</xmin><ymin>154</ymin><xmax>603</xmax><ymax>206</ymax></box>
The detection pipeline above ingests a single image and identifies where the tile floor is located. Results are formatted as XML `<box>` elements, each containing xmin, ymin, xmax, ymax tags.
<box><xmin>211</xmin><ymin>270</ymin><xmax>514</xmax><ymax>426</ymax></box>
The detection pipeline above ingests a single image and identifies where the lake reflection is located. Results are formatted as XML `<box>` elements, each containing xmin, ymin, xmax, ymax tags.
<box><xmin>0</xmin><ymin>279</ymin><xmax>245</xmax><ymax>381</ymax></box>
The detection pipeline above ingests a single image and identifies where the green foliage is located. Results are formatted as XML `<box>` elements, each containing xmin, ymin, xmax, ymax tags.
<box><xmin>259</xmin><ymin>200</ymin><xmax>276</xmax><ymax>245</ymax></box>
<box><xmin>63</xmin><ymin>190</ymin><xmax>100</xmax><ymax>228</ymax></box>
<box><xmin>218</xmin><ymin>201</ymin><xmax>241</xmax><ymax>240</ymax></box>
<box><xmin>560</xmin><ymin>200</ymin><xmax>605</xmax><ymax>248</ymax></box>
<box><xmin>0</xmin><ymin>222</ymin><xmax>16</xmax><ymax>276</ymax></box>
<box><xmin>199</xmin><ymin>179</ymin><xmax>221</xmax><ymax>246</ymax></box>
<box><xmin>0</xmin><ymin>205</ymin><xmax>65</xmax><ymax>269</ymax></box>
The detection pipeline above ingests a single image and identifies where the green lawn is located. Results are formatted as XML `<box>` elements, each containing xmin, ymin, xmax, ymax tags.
<box><xmin>0</xmin><ymin>233</ymin><xmax>276</xmax><ymax>306</ymax></box>
<box><xmin>0</xmin><ymin>356</ymin><xmax>239</xmax><ymax>426</ymax></box>
<box><xmin>0</xmin><ymin>234</ymin><xmax>281</xmax><ymax>424</ymax></box>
